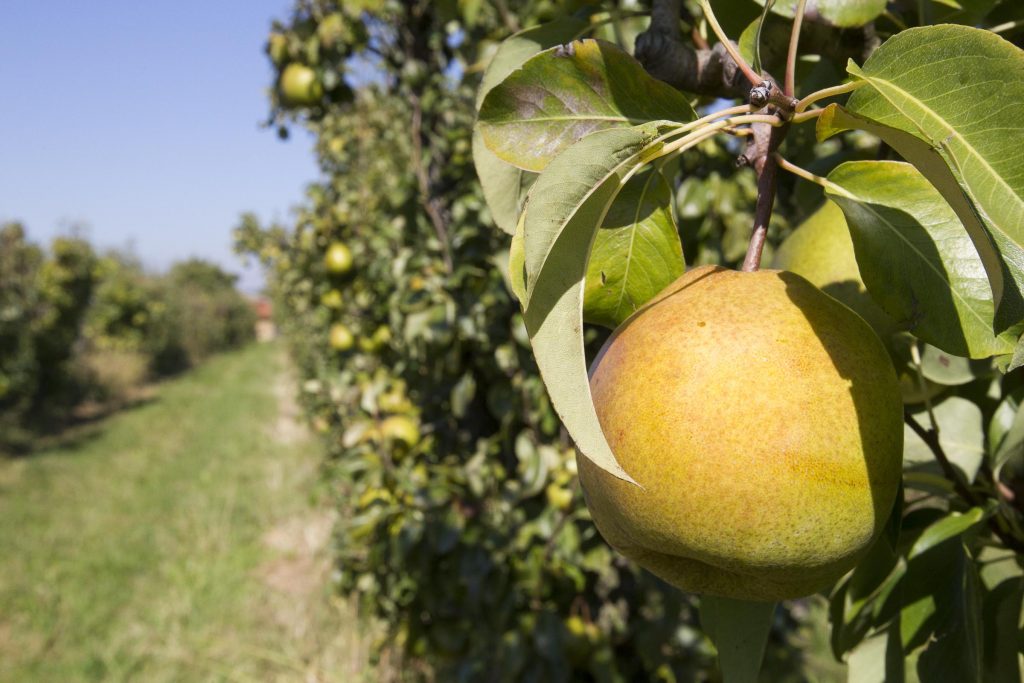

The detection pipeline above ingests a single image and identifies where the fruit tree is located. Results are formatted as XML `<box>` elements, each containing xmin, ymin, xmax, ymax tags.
<box><xmin>244</xmin><ymin>0</ymin><xmax>1024</xmax><ymax>680</ymax></box>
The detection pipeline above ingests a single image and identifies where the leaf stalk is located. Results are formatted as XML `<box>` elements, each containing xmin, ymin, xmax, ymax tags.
<box><xmin>784</xmin><ymin>0</ymin><xmax>808</xmax><ymax>97</ymax></box>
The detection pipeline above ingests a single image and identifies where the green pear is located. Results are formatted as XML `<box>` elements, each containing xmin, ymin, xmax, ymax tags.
<box><xmin>321</xmin><ymin>288</ymin><xmax>343</xmax><ymax>309</ymax></box>
<box><xmin>324</xmin><ymin>241</ymin><xmax>353</xmax><ymax>275</ymax></box>
<box><xmin>279</xmin><ymin>63</ymin><xmax>323</xmax><ymax>107</ymax></box>
<box><xmin>577</xmin><ymin>265</ymin><xmax>903</xmax><ymax>601</ymax></box>
<box><xmin>773</xmin><ymin>200</ymin><xmax>896</xmax><ymax>340</ymax></box>
<box><xmin>773</xmin><ymin>201</ymin><xmax>944</xmax><ymax>403</ymax></box>
<box><xmin>328</xmin><ymin>323</ymin><xmax>354</xmax><ymax>351</ymax></box>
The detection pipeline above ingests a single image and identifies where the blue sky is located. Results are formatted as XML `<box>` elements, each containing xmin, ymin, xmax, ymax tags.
<box><xmin>0</xmin><ymin>1</ymin><xmax>320</xmax><ymax>292</ymax></box>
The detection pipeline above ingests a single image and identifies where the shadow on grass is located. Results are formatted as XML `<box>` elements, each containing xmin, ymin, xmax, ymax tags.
<box><xmin>0</xmin><ymin>394</ymin><xmax>160</xmax><ymax>459</ymax></box>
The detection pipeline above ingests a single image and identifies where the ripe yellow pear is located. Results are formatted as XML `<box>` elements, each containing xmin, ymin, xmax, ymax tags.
<box><xmin>577</xmin><ymin>265</ymin><xmax>903</xmax><ymax>601</ymax></box>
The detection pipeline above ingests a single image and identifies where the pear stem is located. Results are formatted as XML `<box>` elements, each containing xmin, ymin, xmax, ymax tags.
<box><xmin>741</xmin><ymin>124</ymin><xmax>787</xmax><ymax>271</ymax></box>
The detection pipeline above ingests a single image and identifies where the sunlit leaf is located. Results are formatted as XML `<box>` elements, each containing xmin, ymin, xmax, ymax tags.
<box><xmin>755</xmin><ymin>0</ymin><xmax>886</xmax><ymax>27</ymax></box>
<box><xmin>817</xmin><ymin>104</ymin><xmax>1024</xmax><ymax>348</ymax></box>
<box><xmin>583</xmin><ymin>166</ymin><xmax>683</xmax><ymax>329</ymax></box>
<box><xmin>918</xmin><ymin>344</ymin><xmax>988</xmax><ymax>386</ymax></box>
<box><xmin>473</xmin><ymin>132</ymin><xmax>536</xmax><ymax>235</ymax></box>
<box><xmin>826</xmin><ymin>160</ymin><xmax>1017</xmax><ymax>358</ymax></box>
<box><xmin>473</xmin><ymin>19</ymin><xmax>586</xmax><ymax>234</ymax></box>
<box><xmin>904</xmin><ymin>396</ymin><xmax>985</xmax><ymax>482</ymax></box>
<box><xmin>522</xmin><ymin>125</ymin><xmax>665</xmax><ymax>482</ymax></box>
<box><xmin>847</xmin><ymin>623</ymin><xmax>904</xmax><ymax>683</ymax></box>
<box><xmin>987</xmin><ymin>387</ymin><xmax>1019</xmax><ymax>456</ymax></box>
<box><xmin>992</xmin><ymin>395</ymin><xmax>1024</xmax><ymax>476</ymax></box>
<box><xmin>909</xmin><ymin>507</ymin><xmax>991</xmax><ymax>559</ymax></box>
<box><xmin>478</xmin><ymin>39</ymin><xmax>695</xmax><ymax>172</ymax></box>
<box><xmin>508</xmin><ymin>210</ymin><xmax>527</xmax><ymax>303</ymax></box>
<box><xmin>846</xmin><ymin>25</ymin><xmax>1024</xmax><ymax>331</ymax></box>
<box><xmin>475</xmin><ymin>18</ymin><xmax>589</xmax><ymax>109</ymax></box>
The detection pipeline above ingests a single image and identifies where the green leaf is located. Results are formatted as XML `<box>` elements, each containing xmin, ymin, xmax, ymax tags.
<box><xmin>755</xmin><ymin>0</ymin><xmax>886</xmax><ymax>27</ymax></box>
<box><xmin>473</xmin><ymin>132</ymin><xmax>536</xmax><ymax>235</ymax></box>
<box><xmin>1007</xmin><ymin>339</ymin><xmax>1024</xmax><ymax>372</ymax></box>
<box><xmin>522</xmin><ymin>125</ymin><xmax>663</xmax><ymax>483</ymax></box>
<box><xmin>475</xmin><ymin>18</ymin><xmax>589</xmax><ymax>109</ymax></box>
<box><xmin>977</xmin><ymin>548</ymin><xmax>1024</xmax><ymax>683</ymax></box>
<box><xmin>981</xmin><ymin>576</ymin><xmax>1024</xmax><ymax>683</ymax></box>
<box><xmin>846</xmin><ymin>25</ymin><xmax>1024</xmax><ymax>331</ymax></box>
<box><xmin>817</xmin><ymin>104</ymin><xmax>1024</xmax><ymax>343</ymax></box>
<box><xmin>831</xmin><ymin>543</ymin><xmax>904</xmax><ymax>656</ymax></box>
<box><xmin>477</xmin><ymin>39</ymin><xmax>695</xmax><ymax>172</ymax></box>
<box><xmin>918</xmin><ymin>344</ymin><xmax>983</xmax><ymax>386</ymax></box>
<box><xmin>992</xmin><ymin>394</ymin><xmax>1024</xmax><ymax>476</ymax></box>
<box><xmin>473</xmin><ymin>19</ymin><xmax>586</xmax><ymax>234</ymax></box>
<box><xmin>925</xmin><ymin>0</ymin><xmax>1005</xmax><ymax>26</ymax></box>
<box><xmin>909</xmin><ymin>507</ymin><xmax>991</xmax><ymax>559</ymax></box>
<box><xmin>989</xmin><ymin>387</ymin><xmax>1024</xmax><ymax>460</ymax></box>
<box><xmin>826</xmin><ymin>160</ymin><xmax>1017</xmax><ymax>358</ymax></box>
<box><xmin>508</xmin><ymin>210</ymin><xmax>527</xmax><ymax>303</ymax></box>
<box><xmin>749</xmin><ymin>0</ymin><xmax>770</xmax><ymax>74</ymax></box>
<box><xmin>583</xmin><ymin>166</ymin><xmax>683</xmax><ymax>329</ymax></box>
<box><xmin>701</xmin><ymin>596</ymin><xmax>775</xmax><ymax>683</ymax></box>
<box><xmin>905</xmin><ymin>396</ymin><xmax>985</xmax><ymax>483</ymax></box>
<box><xmin>914</xmin><ymin>543</ymin><xmax>984</xmax><ymax>683</ymax></box>
<box><xmin>846</xmin><ymin>622</ymin><xmax>904</xmax><ymax>683</ymax></box>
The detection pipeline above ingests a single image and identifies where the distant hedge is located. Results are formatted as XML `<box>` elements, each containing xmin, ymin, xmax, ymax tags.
<box><xmin>0</xmin><ymin>222</ymin><xmax>256</xmax><ymax>451</ymax></box>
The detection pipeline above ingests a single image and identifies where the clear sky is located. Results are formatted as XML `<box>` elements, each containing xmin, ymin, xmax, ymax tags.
<box><xmin>0</xmin><ymin>1</ymin><xmax>320</xmax><ymax>293</ymax></box>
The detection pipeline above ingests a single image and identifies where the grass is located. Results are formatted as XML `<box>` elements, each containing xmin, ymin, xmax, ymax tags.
<box><xmin>0</xmin><ymin>342</ymin><xmax>372</xmax><ymax>682</ymax></box>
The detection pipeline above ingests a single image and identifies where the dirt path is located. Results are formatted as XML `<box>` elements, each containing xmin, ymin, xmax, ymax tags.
<box><xmin>255</xmin><ymin>356</ymin><xmax>376</xmax><ymax>682</ymax></box>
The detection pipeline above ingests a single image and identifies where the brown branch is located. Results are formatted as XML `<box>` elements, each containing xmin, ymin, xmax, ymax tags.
<box><xmin>401</xmin><ymin>3</ymin><xmax>453</xmax><ymax>274</ymax></box>
<box><xmin>636</xmin><ymin>0</ymin><xmax>751</xmax><ymax>100</ymax></box>
<box><xmin>493</xmin><ymin>0</ymin><xmax>520</xmax><ymax>34</ymax></box>
<box><xmin>637</xmin><ymin>0</ymin><xmax>876</xmax><ymax>102</ymax></box>
<box><xmin>905</xmin><ymin>412</ymin><xmax>1024</xmax><ymax>554</ymax></box>
<box><xmin>409</xmin><ymin>95</ymin><xmax>453</xmax><ymax>274</ymax></box>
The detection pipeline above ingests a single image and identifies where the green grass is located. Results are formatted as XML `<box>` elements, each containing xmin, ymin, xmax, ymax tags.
<box><xmin>0</xmin><ymin>343</ymin><xmax>371</xmax><ymax>682</ymax></box>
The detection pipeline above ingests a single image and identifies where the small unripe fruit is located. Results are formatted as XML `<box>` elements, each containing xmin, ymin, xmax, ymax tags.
<box><xmin>279</xmin><ymin>63</ymin><xmax>323</xmax><ymax>107</ymax></box>
<box><xmin>359</xmin><ymin>325</ymin><xmax>391</xmax><ymax>352</ymax></box>
<box><xmin>324</xmin><ymin>242</ymin><xmax>353</xmax><ymax>275</ymax></box>
<box><xmin>378</xmin><ymin>386</ymin><xmax>411</xmax><ymax>413</ymax></box>
<box><xmin>268</xmin><ymin>33</ymin><xmax>288</xmax><ymax>66</ymax></box>
<box><xmin>545</xmin><ymin>482</ymin><xmax>573</xmax><ymax>510</ymax></box>
<box><xmin>317</xmin><ymin>14</ymin><xmax>345</xmax><ymax>48</ymax></box>
<box><xmin>321</xmin><ymin>289</ymin><xmax>343</xmax><ymax>309</ymax></box>
<box><xmin>328</xmin><ymin>323</ymin><xmax>354</xmax><ymax>351</ymax></box>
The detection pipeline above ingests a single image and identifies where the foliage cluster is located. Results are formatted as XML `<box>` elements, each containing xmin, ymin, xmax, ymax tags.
<box><xmin>0</xmin><ymin>224</ymin><xmax>255</xmax><ymax>449</ymax></box>
<box><xmin>237</xmin><ymin>1</ymin><xmax>851</xmax><ymax>680</ymax></box>
<box><xmin>471</xmin><ymin>0</ymin><xmax>1024</xmax><ymax>679</ymax></box>
<box><xmin>246</xmin><ymin>0</ymin><xmax>1024</xmax><ymax>679</ymax></box>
